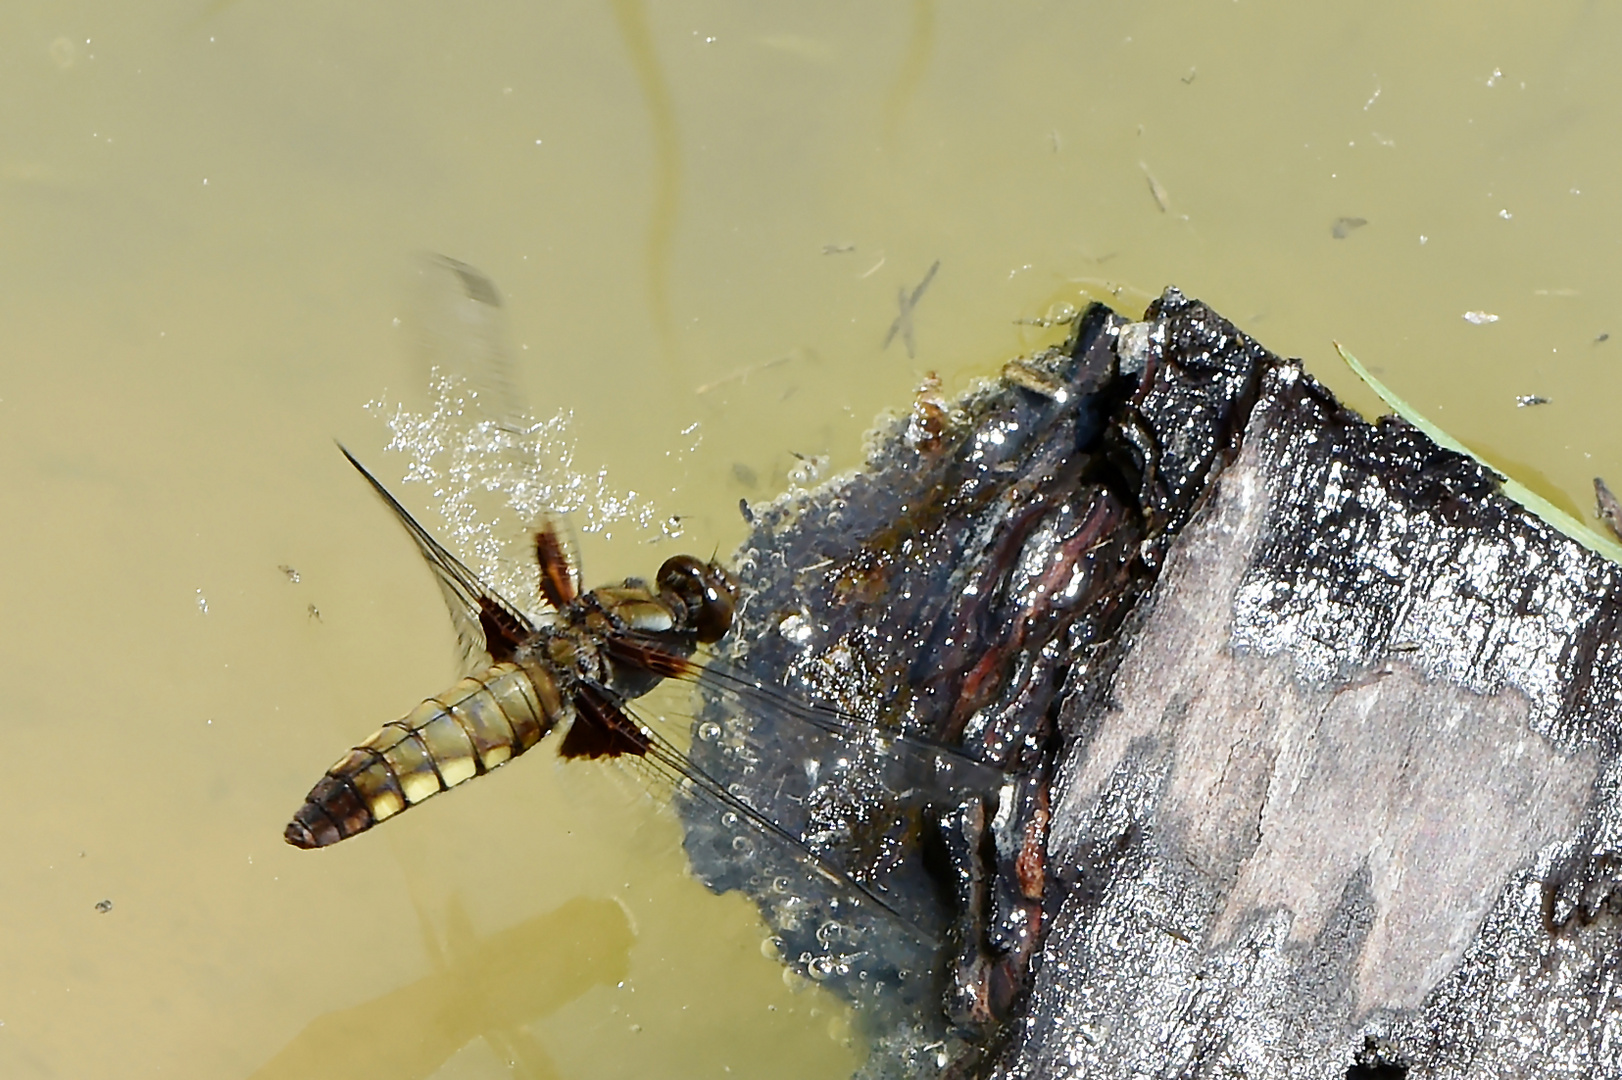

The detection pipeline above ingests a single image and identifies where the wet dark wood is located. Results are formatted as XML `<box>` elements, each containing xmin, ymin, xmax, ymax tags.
<box><xmin>694</xmin><ymin>289</ymin><xmax>1622</xmax><ymax>1079</ymax></box>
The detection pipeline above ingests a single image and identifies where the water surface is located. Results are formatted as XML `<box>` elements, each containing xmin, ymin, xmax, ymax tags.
<box><xmin>3</xmin><ymin>3</ymin><xmax>1619</xmax><ymax>1077</ymax></box>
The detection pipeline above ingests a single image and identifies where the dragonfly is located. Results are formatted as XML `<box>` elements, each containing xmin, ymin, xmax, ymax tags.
<box><xmin>286</xmin><ymin>446</ymin><xmax>1000</xmax><ymax>929</ymax></box>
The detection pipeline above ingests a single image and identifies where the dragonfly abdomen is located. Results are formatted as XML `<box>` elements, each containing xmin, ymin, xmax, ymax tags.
<box><xmin>285</xmin><ymin>661</ymin><xmax>562</xmax><ymax>848</ymax></box>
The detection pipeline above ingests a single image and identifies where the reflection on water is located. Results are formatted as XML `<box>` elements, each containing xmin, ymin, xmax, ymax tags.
<box><xmin>248</xmin><ymin>897</ymin><xmax>632</xmax><ymax>1080</ymax></box>
<box><xmin>609</xmin><ymin>0</ymin><xmax>683</xmax><ymax>367</ymax></box>
<box><xmin>883</xmin><ymin>0</ymin><xmax>937</xmax><ymax>148</ymax></box>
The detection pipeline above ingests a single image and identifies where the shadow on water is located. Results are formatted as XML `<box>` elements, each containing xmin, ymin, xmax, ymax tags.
<box><xmin>247</xmin><ymin>896</ymin><xmax>634</xmax><ymax>1080</ymax></box>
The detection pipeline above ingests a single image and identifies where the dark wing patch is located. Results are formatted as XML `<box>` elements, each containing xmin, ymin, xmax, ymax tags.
<box><xmin>339</xmin><ymin>444</ymin><xmax>537</xmax><ymax>668</ymax></box>
<box><xmin>601</xmin><ymin>633</ymin><xmax>697</xmax><ymax>680</ymax></box>
<box><xmin>560</xmin><ymin>685</ymin><xmax>652</xmax><ymax>759</ymax></box>
<box><xmin>534</xmin><ymin>517</ymin><xmax>581</xmax><ymax>610</ymax></box>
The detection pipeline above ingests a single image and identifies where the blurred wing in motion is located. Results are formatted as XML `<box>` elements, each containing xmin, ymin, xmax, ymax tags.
<box><xmin>533</xmin><ymin>516</ymin><xmax>582</xmax><ymax>610</ymax></box>
<box><xmin>411</xmin><ymin>253</ymin><xmax>526</xmax><ymax>430</ymax></box>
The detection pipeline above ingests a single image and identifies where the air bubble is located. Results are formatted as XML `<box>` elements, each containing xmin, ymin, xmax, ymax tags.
<box><xmin>817</xmin><ymin>920</ymin><xmax>850</xmax><ymax>947</ymax></box>
<box><xmin>697</xmin><ymin>721</ymin><xmax>721</xmax><ymax>742</ymax></box>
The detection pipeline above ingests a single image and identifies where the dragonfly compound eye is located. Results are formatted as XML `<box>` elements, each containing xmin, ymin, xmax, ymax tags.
<box><xmin>657</xmin><ymin>554</ymin><xmax>739</xmax><ymax>643</ymax></box>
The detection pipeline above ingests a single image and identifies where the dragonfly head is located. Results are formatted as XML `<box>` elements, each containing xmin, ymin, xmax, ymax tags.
<box><xmin>657</xmin><ymin>554</ymin><xmax>739</xmax><ymax>644</ymax></box>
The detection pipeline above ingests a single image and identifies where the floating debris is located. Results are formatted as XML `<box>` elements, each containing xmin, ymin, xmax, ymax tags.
<box><xmin>278</xmin><ymin>564</ymin><xmax>301</xmax><ymax>583</ymax></box>
<box><xmin>1013</xmin><ymin>301</ymin><xmax>1081</xmax><ymax>329</ymax></box>
<box><xmin>1516</xmin><ymin>395</ymin><xmax>1550</xmax><ymax>408</ymax></box>
<box><xmin>1463</xmin><ymin>311</ymin><xmax>1499</xmax><ymax>325</ymax></box>
<box><xmin>1141</xmin><ymin>163</ymin><xmax>1170</xmax><ymax>212</ymax></box>
<box><xmin>904</xmin><ymin>371</ymin><xmax>950</xmax><ymax>452</ymax></box>
<box><xmin>694</xmin><ymin>351</ymin><xmax>796</xmax><ymax>395</ymax></box>
<box><xmin>1597</xmin><ymin>332</ymin><xmax>1610</xmax><ymax>344</ymax></box>
<box><xmin>882</xmin><ymin>259</ymin><xmax>941</xmax><ymax>359</ymax></box>
<box><xmin>94</xmin><ymin>899</ymin><xmax>112</xmax><ymax>914</ymax></box>
<box><xmin>821</xmin><ymin>243</ymin><xmax>855</xmax><ymax>255</ymax></box>
<box><xmin>1332</xmin><ymin>217</ymin><xmax>1368</xmax><ymax>239</ymax></box>
<box><xmin>1597</xmin><ymin>478</ymin><xmax>1622</xmax><ymax>541</ymax></box>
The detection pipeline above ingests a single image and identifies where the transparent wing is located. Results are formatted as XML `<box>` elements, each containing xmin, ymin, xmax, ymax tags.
<box><xmin>411</xmin><ymin>253</ymin><xmax>526</xmax><ymax>430</ymax></box>
<box><xmin>572</xmin><ymin>682</ymin><xmax>932</xmax><ymax>941</ymax></box>
<box><xmin>602</xmin><ymin>631</ymin><xmax>1007</xmax><ymax>799</ymax></box>
<box><xmin>339</xmin><ymin>444</ymin><xmax>538</xmax><ymax>672</ymax></box>
<box><xmin>689</xmin><ymin>660</ymin><xmax>1008</xmax><ymax>797</ymax></box>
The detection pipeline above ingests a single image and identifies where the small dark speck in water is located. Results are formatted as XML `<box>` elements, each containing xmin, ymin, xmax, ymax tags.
<box><xmin>94</xmin><ymin>899</ymin><xmax>113</xmax><ymax>914</ymax></box>
<box><xmin>1596</xmin><ymin>332</ymin><xmax>1610</xmax><ymax>343</ymax></box>
<box><xmin>732</xmin><ymin>462</ymin><xmax>758</xmax><ymax>489</ymax></box>
<box><xmin>1332</xmin><ymin>217</ymin><xmax>1368</xmax><ymax>239</ymax></box>
<box><xmin>1515</xmin><ymin>395</ymin><xmax>1550</xmax><ymax>407</ymax></box>
<box><xmin>739</xmin><ymin>498</ymin><xmax>755</xmax><ymax>525</ymax></box>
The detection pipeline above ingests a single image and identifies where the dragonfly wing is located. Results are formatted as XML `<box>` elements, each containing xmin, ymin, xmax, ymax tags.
<box><xmin>339</xmin><ymin>444</ymin><xmax>538</xmax><ymax>672</ymax></box>
<box><xmin>533</xmin><ymin>515</ymin><xmax>583</xmax><ymax>610</ymax></box>
<box><xmin>617</xmin><ymin>695</ymin><xmax>929</xmax><ymax>939</ymax></box>
<box><xmin>605</xmin><ymin>636</ymin><xmax>1008</xmax><ymax>799</ymax></box>
<box><xmin>414</xmin><ymin>253</ymin><xmax>526</xmax><ymax>430</ymax></box>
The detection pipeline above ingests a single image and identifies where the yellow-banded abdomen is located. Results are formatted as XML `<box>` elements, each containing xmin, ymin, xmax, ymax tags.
<box><xmin>285</xmin><ymin>661</ymin><xmax>565</xmax><ymax>848</ymax></box>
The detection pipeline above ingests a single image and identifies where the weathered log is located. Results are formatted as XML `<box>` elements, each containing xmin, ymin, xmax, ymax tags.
<box><xmin>684</xmin><ymin>289</ymin><xmax>1619</xmax><ymax>1078</ymax></box>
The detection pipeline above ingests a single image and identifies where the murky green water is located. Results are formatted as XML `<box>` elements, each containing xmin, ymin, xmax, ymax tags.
<box><xmin>3</xmin><ymin>2</ymin><xmax>1620</xmax><ymax>1077</ymax></box>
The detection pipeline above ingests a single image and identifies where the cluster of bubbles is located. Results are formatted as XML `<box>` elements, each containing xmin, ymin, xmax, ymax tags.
<box><xmin>368</xmin><ymin>369</ymin><xmax>677</xmax><ymax>615</ymax></box>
